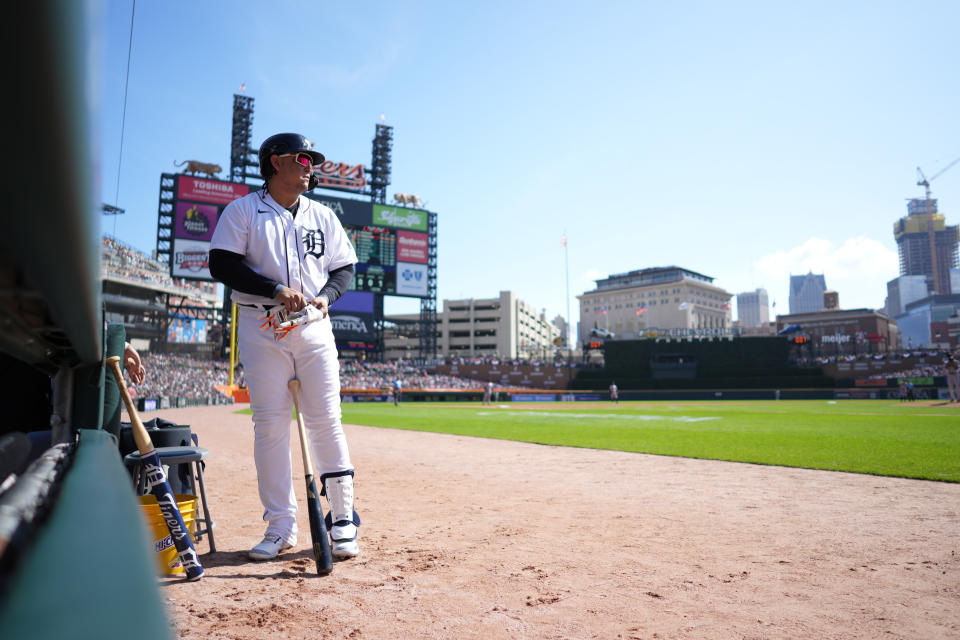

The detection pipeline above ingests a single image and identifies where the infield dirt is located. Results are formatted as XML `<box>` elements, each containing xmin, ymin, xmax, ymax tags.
<box><xmin>145</xmin><ymin>404</ymin><xmax>959</xmax><ymax>639</ymax></box>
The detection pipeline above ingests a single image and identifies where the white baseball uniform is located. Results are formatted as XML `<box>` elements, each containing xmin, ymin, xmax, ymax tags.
<box><xmin>210</xmin><ymin>188</ymin><xmax>358</xmax><ymax>544</ymax></box>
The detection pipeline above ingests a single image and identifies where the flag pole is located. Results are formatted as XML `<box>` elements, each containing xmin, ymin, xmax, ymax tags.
<box><xmin>562</xmin><ymin>232</ymin><xmax>571</xmax><ymax>361</ymax></box>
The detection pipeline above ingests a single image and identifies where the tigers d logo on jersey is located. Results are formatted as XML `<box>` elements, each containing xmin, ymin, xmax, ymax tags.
<box><xmin>303</xmin><ymin>229</ymin><xmax>325</xmax><ymax>258</ymax></box>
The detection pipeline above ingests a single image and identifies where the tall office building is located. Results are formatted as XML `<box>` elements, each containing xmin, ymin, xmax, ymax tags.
<box><xmin>893</xmin><ymin>198</ymin><xmax>959</xmax><ymax>294</ymax></box>
<box><xmin>885</xmin><ymin>275</ymin><xmax>929</xmax><ymax>317</ymax></box>
<box><xmin>736</xmin><ymin>288</ymin><xmax>769</xmax><ymax>328</ymax></box>
<box><xmin>789</xmin><ymin>272</ymin><xmax>827</xmax><ymax>314</ymax></box>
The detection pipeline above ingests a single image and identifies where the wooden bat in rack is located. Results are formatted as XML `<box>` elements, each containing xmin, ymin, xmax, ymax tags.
<box><xmin>288</xmin><ymin>379</ymin><xmax>333</xmax><ymax>575</ymax></box>
<box><xmin>106</xmin><ymin>356</ymin><xmax>203</xmax><ymax>581</ymax></box>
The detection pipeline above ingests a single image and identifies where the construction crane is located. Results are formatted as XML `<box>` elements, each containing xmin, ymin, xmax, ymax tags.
<box><xmin>916</xmin><ymin>155</ymin><xmax>960</xmax><ymax>295</ymax></box>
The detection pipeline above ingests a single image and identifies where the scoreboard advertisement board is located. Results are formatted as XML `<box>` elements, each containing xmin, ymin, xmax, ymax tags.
<box><xmin>307</xmin><ymin>195</ymin><xmax>433</xmax><ymax>299</ymax></box>
<box><xmin>163</xmin><ymin>182</ymin><xmax>433</xmax><ymax>301</ymax></box>
<box><xmin>169</xmin><ymin>176</ymin><xmax>250</xmax><ymax>280</ymax></box>
<box><xmin>328</xmin><ymin>291</ymin><xmax>377</xmax><ymax>351</ymax></box>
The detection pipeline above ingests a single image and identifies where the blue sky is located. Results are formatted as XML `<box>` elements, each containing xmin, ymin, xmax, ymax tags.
<box><xmin>95</xmin><ymin>1</ymin><xmax>960</xmax><ymax>331</ymax></box>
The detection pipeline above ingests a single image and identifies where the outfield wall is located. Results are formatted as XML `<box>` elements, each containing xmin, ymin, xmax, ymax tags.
<box><xmin>576</xmin><ymin>337</ymin><xmax>835</xmax><ymax>390</ymax></box>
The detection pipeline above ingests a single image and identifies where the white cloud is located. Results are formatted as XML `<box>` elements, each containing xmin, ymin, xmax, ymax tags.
<box><xmin>754</xmin><ymin>236</ymin><xmax>899</xmax><ymax>310</ymax></box>
<box><xmin>755</xmin><ymin>236</ymin><xmax>897</xmax><ymax>279</ymax></box>
<box><xmin>582</xmin><ymin>267</ymin><xmax>602</xmax><ymax>281</ymax></box>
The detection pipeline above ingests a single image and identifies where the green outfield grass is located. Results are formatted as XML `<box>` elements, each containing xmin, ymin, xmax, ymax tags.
<box><xmin>326</xmin><ymin>400</ymin><xmax>959</xmax><ymax>482</ymax></box>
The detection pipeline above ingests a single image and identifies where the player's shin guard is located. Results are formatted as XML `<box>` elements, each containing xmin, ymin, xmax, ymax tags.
<box><xmin>322</xmin><ymin>470</ymin><xmax>361</xmax><ymax>558</ymax></box>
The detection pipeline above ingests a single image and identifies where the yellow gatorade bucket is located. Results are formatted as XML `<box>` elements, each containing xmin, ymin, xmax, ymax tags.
<box><xmin>138</xmin><ymin>494</ymin><xmax>198</xmax><ymax>576</ymax></box>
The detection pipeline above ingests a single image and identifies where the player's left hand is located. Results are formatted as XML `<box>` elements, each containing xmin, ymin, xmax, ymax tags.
<box><xmin>310</xmin><ymin>295</ymin><xmax>330</xmax><ymax>318</ymax></box>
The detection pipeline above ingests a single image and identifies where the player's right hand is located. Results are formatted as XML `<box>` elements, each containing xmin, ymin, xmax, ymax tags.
<box><xmin>275</xmin><ymin>287</ymin><xmax>307</xmax><ymax>312</ymax></box>
<box><xmin>124</xmin><ymin>343</ymin><xmax>146</xmax><ymax>385</ymax></box>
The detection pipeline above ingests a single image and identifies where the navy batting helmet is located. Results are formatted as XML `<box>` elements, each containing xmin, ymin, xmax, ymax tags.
<box><xmin>258</xmin><ymin>133</ymin><xmax>325</xmax><ymax>180</ymax></box>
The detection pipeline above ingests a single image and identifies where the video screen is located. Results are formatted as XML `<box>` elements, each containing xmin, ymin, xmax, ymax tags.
<box><xmin>347</xmin><ymin>226</ymin><xmax>397</xmax><ymax>294</ymax></box>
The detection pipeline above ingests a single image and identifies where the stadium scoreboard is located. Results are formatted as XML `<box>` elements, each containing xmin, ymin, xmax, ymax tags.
<box><xmin>348</xmin><ymin>226</ymin><xmax>398</xmax><ymax>294</ymax></box>
<box><xmin>159</xmin><ymin>177</ymin><xmax>434</xmax><ymax>300</ymax></box>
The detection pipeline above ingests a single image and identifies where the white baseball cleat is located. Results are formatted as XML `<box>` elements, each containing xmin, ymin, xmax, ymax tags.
<box><xmin>248</xmin><ymin>534</ymin><xmax>294</xmax><ymax>560</ymax></box>
<box><xmin>331</xmin><ymin>520</ymin><xmax>359</xmax><ymax>558</ymax></box>
<box><xmin>331</xmin><ymin>536</ymin><xmax>359</xmax><ymax>559</ymax></box>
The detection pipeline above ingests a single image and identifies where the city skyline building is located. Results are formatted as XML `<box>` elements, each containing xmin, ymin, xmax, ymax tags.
<box><xmin>788</xmin><ymin>272</ymin><xmax>827</xmax><ymax>314</ymax></box>
<box><xmin>885</xmin><ymin>275</ymin><xmax>929</xmax><ymax>318</ymax></box>
<box><xmin>894</xmin><ymin>198</ymin><xmax>959</xmax><ymax>295</ymax></box>
<box><xmin>775</xmin><ymin>308</ymin><xmax>898</xmax><ymax>355</ymax></box>
<box><xmin>577</xmin><ymin>266</ymin><xmax>733</xmax><ymax>345</ymax></box>
<box><xmin>895</xmin><ymin>294</ymin><xmax>960</xmax><ymax>349</ymax></box>
<box><xmin>736</xmin><ymin>288</ymin><xmax>769</xmax><ymax>328</ymax></box>
<box><xmin>384</xmin><ymin>290</ymin><xmax>559</xmax><ymax>361</ymax></box>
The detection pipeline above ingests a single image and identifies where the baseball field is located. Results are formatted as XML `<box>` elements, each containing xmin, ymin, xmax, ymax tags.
<box><xmin>339</xmin><ymin>400</ymin><xmax>960</xmax><ymax>482</ymax></box>
<box><xmin>159</xmin><ymin>400</ymin><xmax>959</xmax><ymax>639</ymax></box>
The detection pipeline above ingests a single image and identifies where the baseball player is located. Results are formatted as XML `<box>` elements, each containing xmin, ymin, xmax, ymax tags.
<box><xmin>945</xmin><ymin>351</ymin><xmax>959</xmax><ymax>403</ymax></box>
<box><xmin>609</xmin><ymin>381</ymin><xmax>618</xmax><ymax>404</ymax></box>
<box><xmin>483</xmin><ymin>381</ymin><xmax>493</xmax><ymax>405</ymax></box>
<box><xmin>209</xmin><ymin>133</ymin><xmax>361</xmax><ymax>562</ymax></box>
<box><xmin>392</xmin><ymin>377</ymin><xmax>402</xmax><ymax>406</ymax></box>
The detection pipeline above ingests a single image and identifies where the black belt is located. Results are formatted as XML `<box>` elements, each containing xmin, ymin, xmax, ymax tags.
<box><xmin>238</xmin><ymin>302</ymin><xmax>277</xmax><ymax>310</ymax></box>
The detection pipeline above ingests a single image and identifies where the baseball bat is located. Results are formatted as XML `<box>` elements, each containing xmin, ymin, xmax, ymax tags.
<box><xmin>288</xmin><ymin>379</ymin><xmax>333</xmax><ymax>575</ymax></box>
<box><xmin>106</xmin><ymin>356</ymin><xmax>204</xmax><ymax>581</ymax></box>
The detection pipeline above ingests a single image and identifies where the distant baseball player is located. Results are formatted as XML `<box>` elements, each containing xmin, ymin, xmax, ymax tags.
<box><xmin>392</xmin><ymin>378</ymin><xmax>402</xmax><ymax>406</ymax></box>
<box><xmin>483</xmin><ymin>381</ymin><xmax>493</xmax><ymax>405</ymax></box>
<box><xmin>945</xmin><ymin>351</ymin><xmax>959</xmax><ymax>403</ymax></box>
<box><xmin>609</xmin><ymin>381</ymin><xmax>619</xmax><ymax>404</ymax></box>
<box><xmin>209</xmin><ymin>133</ymin><xmax>361</xmax><ymax>562</ymax></box>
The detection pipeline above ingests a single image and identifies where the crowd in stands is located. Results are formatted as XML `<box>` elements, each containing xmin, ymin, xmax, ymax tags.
<box><xmin>101</xmin><ymin>236</ymin><xmax>210</xmax><ymax>299</ymax></box>
<box><xmin>810</xmin><ymin>350</ymin><xmax>947</xmax><ymax>366</ymax></box>
<box><xmin>807</xmin><ymin>348</ymin><xmax>959</xmax><ymax>380</ymax></box>
<box><xmin>441</xmin><ymin>355</ymin><xmax>587</xmax><ymax>369</ymax></box>
<box><xmin>790</xmin><ymin>349</ymin><xmax>957</xmax><ymax>371</ymax></box>
<box><xmin>125</xmin><ymin>354</ymin><xmax>497</xmax><ymax>399</ymax></box>
<box><xmin>866</xmin><ymin>361</ymin><xmax>952</xmax><ymax>381</ymax></box>
<box><xmin>122</xmin><ymin>347</ymin><xmax>958</xmax><ymax>401</ymax></box>
<box><xmin>340</xmin><ymin>359</ymin><xmax>490</xmax><ymax>390</ymax></box>
<box><xmin>129</xmin><ymin>353</ymin><xmax>231</xmax><ymax>400</ymax></box>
